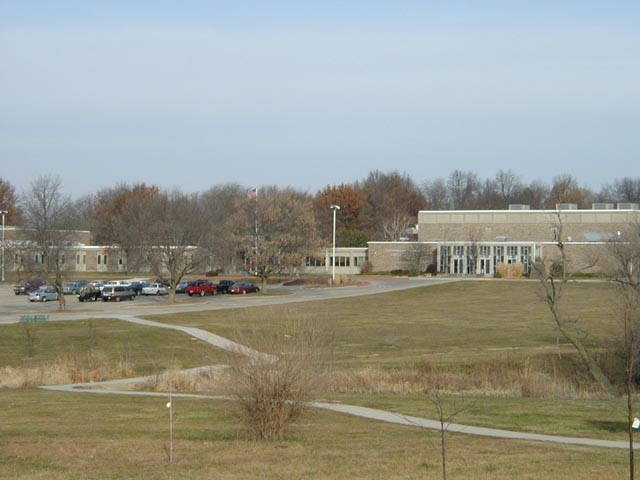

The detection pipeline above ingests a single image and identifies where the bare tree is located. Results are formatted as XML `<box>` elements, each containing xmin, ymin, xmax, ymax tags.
<box><xmin>607</xmin><ymin>224</ymin><xmax>640</xmax><ymax>479</ymax></box>
<box><xmin>536</xmin><ymin>212</ymin><xmax>617</xmax><ymax>397</ymax></box>
<box><xmin>429</xmin><ymin>393</ymin><xmax>471</xmax><ymax>480</ymax></box>
<box><xmin>382</xmin><ymin>213</ymin><xmax>413</xmax><ymax>241</ymax></box>
<box><xmin>19</xmin><ymin>176</ymin><xmax>77</xmax><ymax>298</ymax></box>
<box><xmin>0</xmin><ymin>177</ymin><xmax>21</xmax><ymax>225</ymax></box>
<box><xmin>146</xmin><ymin>190</ymin><xmax>209</xmax><ymax>301</ymax></box>
<box><xmin>611</xmin><ymin>177</ymin><xmax>640</xmax><ymax>204</ymax></box>
<box><xmin>517</xmin><ymin>179</ymin><xmax>549</xmax><ymax>209</ymax></box>
<box><xmin>494</xmin><ymin>169</ymin><xmax>523</xmax><ymax>205</ymax></box>
<box><xmin>447</xmin><ymin>170</ymin><xmax>480</xmax><ymax>210</ymax></box>
<box><xmin>422</xmin><ymin>178</ymin><xmax>451</xmax><ymax>211</ymax></box>
<box><xmin>547</xmin><ymin>173</ymin><xmax>586</xmax><ymax>208</ymax></box>
<box><xmin>358</xmin><ymin>170</ymin><xmax>427</xmax><ymax>240</ymax></box>
<box><xmin>200</xmin><ymin>183</ymin><xmax>246</xmax><ymax>273</ymax></box>
<box><xmin>90</xmin><ymin>183</ymin><xmax>160</xmax><ymax>273</ymax></box>
<box><xmin>233</xmin><ymin>186</ymin><xmax>319</xmax><ymax>292</ymax></box>
<box><xmin>226</xmin><ymin>318</ymin><xmax>333</xmax><ymax>440</ymax></box>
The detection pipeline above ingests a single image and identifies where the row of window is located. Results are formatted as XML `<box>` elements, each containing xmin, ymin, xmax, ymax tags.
<box><xmin>25</xmin><ymin>253</ymin><xmax>121</xmax><ymax>266</ymax></box>
<box><xmin>439</xmin><ymin>245</ymin><xmax>533</xmax><ymax>274</ymax></box>
<box><xmin>305</xmin><ymin>255</ymin><xmax>367</xmax><ymax>268</ymax></box>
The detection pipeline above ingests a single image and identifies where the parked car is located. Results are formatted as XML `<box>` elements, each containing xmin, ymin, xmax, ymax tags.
<box><xmin>129</xmin><ymin>281</ymin><xmax>149</xmax><ymax>296</ymax></box>
<box><xmin>101</xmin><ymin>285</ymin><xmax>136</xmax><ymax>302</ymax></box>
<box><xmin>63</xmin><ymin>280</ymin><xmax>88</xmax><ymax>295</ymax></box>
<box><xmin>77</xmin><ymin>285</ymin><xmax>102</xmax><ymax>302</ymax></box>
<box><xmin>28</xmin><ymin>287</ymin><xmax>59</xmax><ymax>302</ymax></box>
<box><xmin>104</xmin><ymin>280</ymin><xmax>131</xmax><ymax>287</ymax></box>
<box><xmin>175</xmin><ymin>281</ymin><xmax>194</xmax><ymax>294</ymax></box>
<box><xmin>185</xmin><ymin>280</ymin><xmax>217</xmax><ymax>297</ymax></box>
<box><xmin>141</xmin><ymin>283</ymin><xmax>168</xmax><ymax>296</ymax></box>
<box><xmin>89</xmin><ymin>280</ymin><xmax>107</xmax><ymax>290</ymax></box>
<box><xmin>228</xmin><ymin>282</ymin><xmax>260</xmax><ymax>294</ymax></box>
<box><xmin>216</xmin><ymin>279</ymin><xmax>235</xmax><ymax>294</ymax></box>
<box><xmin>14</xmin><ymin>279</ymin><xmax>47</xmax><ymax>295</ymax></box>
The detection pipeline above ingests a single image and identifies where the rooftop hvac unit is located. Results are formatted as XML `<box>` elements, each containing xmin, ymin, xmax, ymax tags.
<box><xmin>592</xmin><ymin>203</ymin><xmax>614</xmax><ymax>210</ymax></box>
<box><xmin>495</xmin><ymin>236</ymin><xmax>508</xmax><ymax>242</ymax></box>
<box><xmin>617</xmin><ymin>203</ymin><xmax>640</xmax><ymax>210</ymax></box>
<box><xmin>508</xmin><ymin>204</ymin><xmax>530</xmax><ymax>210</ymax></box>
<box><xmin>555</xmin><ymin>203</ymin><xmax>578</xmax><ymax>210</ymax></box>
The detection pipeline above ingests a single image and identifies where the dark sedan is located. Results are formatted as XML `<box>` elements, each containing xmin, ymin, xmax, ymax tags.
<box><xmin>228</xmin><ymin>282</ymin><xmax>260</xmax><ymax>294</ymax></box>
<box><xmin>216</xmin><ymin>279</ymin><xmax>235</xmax><ymax>294</ymax></box>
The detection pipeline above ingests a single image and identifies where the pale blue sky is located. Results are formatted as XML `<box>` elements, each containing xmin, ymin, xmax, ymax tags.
<box><xmin>1</xmin><ymin>2</ymin><xmax>639</xmax><ymax>197</ymax></box>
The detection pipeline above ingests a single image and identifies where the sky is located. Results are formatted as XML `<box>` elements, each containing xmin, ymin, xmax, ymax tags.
<box><xmin>1</xmin><ymin>1</ymin><xmax>639</xmax><ymax>198</ymax></box>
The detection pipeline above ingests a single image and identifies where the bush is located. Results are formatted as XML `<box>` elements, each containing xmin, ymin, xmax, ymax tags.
<box><xmin>227</xmin><ymin>319</ymin><xmax>333</xmax><ymax>440</ymax></box>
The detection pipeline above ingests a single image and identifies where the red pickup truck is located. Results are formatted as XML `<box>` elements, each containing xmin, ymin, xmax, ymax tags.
<box><xmin>185</xmin><ymin>280</ymin><xmax>217</xmax><ymax>297</ymax></box>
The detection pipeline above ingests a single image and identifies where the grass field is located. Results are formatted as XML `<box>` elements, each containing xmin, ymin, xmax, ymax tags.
<box><xmin>0</xmin><ymin>280</ymin><xmax>635</xmax><ymax>478</ymax></box>
<box><xmin>145</xmin><ymin>280</ymin><xmax>616</xmax><ymax>368</ymax></box>
<box><xmin>0</xmin><ymin>389</ymin><xmax>628</xmax><ymax>480</ymax></box>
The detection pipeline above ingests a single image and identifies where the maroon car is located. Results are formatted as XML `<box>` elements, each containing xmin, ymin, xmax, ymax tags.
<box><xmin>228</xmin><ymin>282</ymin><xmax>260</xmax><ymax>294</ymax></box>
<box><xmin>13</xmin><ymin>279</ymin><xmax>47</xmax><ymax>295</ymax></box>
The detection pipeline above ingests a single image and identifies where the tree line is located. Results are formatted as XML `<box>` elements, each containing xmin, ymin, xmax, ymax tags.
<box><xmin>1</xmin><ymin>171</ymin><xmax>640</xmax><ymax>291</ymax></box>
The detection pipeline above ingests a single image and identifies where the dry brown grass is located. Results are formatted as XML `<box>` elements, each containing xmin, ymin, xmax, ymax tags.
<box><xmin>326</xmin><ymin>357</ymin><xmax>602</xmax><ymax>398</ymax></box>
<box><xmin>0</xmin><ymin>349</ymin><xmax>134</xmax><ymax>388</ymax></box>
<box><xmin>139</xmin><ymin>365</ymin><xmax>222</xmax><ymax>393</ymax></box>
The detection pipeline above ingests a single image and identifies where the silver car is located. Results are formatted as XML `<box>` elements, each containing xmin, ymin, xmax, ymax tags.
<box><xmin>63</xmin><ymin>281</ymin><xmax>87</xmax><ymax>294</ymax></box>
<box><xmin>28</xmin><ymin>287</ymin><xmax>59</xmax><ymax>302</ymax></box>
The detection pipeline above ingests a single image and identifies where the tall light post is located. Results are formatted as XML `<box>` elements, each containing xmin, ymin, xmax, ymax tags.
<box><xmin>0</xmin><ymin>210</ymin><xmax>7</xmax><ymax>282</ymax></box>
<box><xmin>330</xmin><ymin>205</ymin><xmax>340</xmax><ymax>283</ymax></box>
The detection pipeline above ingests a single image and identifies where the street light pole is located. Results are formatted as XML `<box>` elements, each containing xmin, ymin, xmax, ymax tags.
<box><xmin>330</xmin><ymin>205</ymin><xmax>340</xmax><ymax>283</ymax></box>
<box><xmin>0</xmin><ymin>210</ymin><xmax>7</xmax><ymax>283</ymax></box>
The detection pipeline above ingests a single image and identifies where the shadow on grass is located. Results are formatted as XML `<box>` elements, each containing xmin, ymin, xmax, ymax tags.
<box><xmin>586</xmin><ymin>420</ymin><xmax>627</xmax><ymax>433</ymax></box>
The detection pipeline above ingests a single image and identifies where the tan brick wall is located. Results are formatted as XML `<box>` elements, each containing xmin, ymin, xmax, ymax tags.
<box><xmin>367</xmin><ymin>242</ymin><xmax>437</xmax><ymax>272</ymax></box>
<box><xmin>418</xmin><ymin>210</ymin><xmax>637</xmax><ymax>243</ymax></box>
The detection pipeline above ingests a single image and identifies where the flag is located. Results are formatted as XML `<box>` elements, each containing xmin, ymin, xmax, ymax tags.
<box><xmin>247</xmin><ymin>187</ymin><xmax>257</xmax><ymax>200</ymax></box>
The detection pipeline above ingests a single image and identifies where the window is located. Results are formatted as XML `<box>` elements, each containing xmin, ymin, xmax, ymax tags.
<box><xmin>305</xmin><ymin>256</ymin><xmax>325</xmax><ymax>267</ymax></box>
<box><xmin>521</xmin><ymin>246</ymin><xmax>531</xmax><ymax>274</ymax></box>
<box><xmin>453</xmin><ymin>245</ymin><xmax>464</xmax><ymax>256</ymax></box>
<box><xmin>76</xmin><ymin>254</ymin><xmax>80</xmax><ymax>265</ymax></box>
<box><xmin>330</xmin><ymin>256</ymin><xmax>350</xmax><ymax>267</ymax></box>
<box><xmin>97</xmin><ymin>255</ymin><xmax>101</xmax><ymax>265</ymax></box>
<box><xmin>439</xmin><ymin>246</ymin><xmax>450</xmax><ymax>273</ymax></box>
<box><xmin>479</xmin><ymin>246</ymin><xmax>490</xmax><ymax>257</ymax></box>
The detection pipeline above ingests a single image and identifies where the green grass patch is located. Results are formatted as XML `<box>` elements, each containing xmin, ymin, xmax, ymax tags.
<box><xmin>321</xmin><ymin>392</ymin><xmax>635</xmax><ymax>441</ymax></box>
<box><xmin>0</xmin><ymin>318</ymin><xmax>225</xmax><ymax>374</ymax></box>
<box><xmin>144</xmin><ymin>281</ymin><xmax>616</xmax><ymax>369</ymax></box>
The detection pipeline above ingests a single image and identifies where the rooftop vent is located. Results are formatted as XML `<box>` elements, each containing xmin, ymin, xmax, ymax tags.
<box><xmin>508</xmin><ymin>204</ymin><xmax>530</xmax><ymax>210</ymax></box>
<box><xmin>617</xmin><ymin>203</ymin><xmax>639</xmax><ymax>210</ymax></box>
<box><xmin>555</xmin><ymin>203</ymin><xmax>578</xmax><ymax>210</ymax></box>
<box><xmin>592</xmin><ymin>203</ymin><xmax>615</xmax><ymax>210</ymax></box>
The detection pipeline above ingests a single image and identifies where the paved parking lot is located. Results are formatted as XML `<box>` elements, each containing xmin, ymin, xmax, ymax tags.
<box><xmin>0</xmin><ymin>276</ymin><xmax>456</xmax><ymax>325</ymax></box>
<box><xmin>0</xmin><ymin>284</ymin><xmax>227</xmax><ymax>322</ymax></box>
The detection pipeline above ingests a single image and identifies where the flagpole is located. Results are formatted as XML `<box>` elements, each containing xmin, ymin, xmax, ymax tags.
<box><xmin>254</xmin><ymin>187</ymin><xmax>258</xmax><ymax>275</ymax></box>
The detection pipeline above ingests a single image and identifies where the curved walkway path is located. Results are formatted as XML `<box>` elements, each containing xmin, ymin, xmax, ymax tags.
<box><xmin>41</xmin><ymin>313</ymin><xmax>636</xmax><ymax>451</ymax></box>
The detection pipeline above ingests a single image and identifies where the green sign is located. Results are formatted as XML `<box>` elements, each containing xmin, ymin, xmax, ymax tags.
<box><xmin>19</xmin><ymin>315</ymin><xmax>49</xmax><ymax>323</ymax></box>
